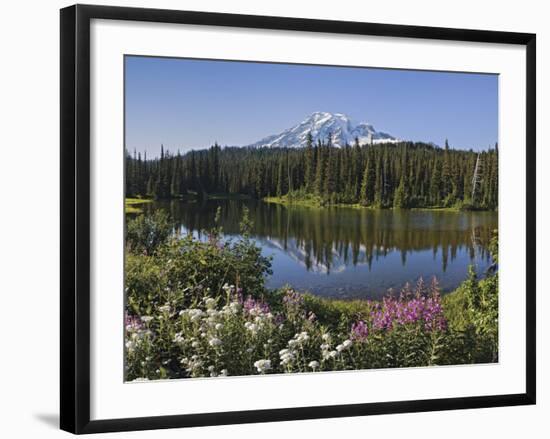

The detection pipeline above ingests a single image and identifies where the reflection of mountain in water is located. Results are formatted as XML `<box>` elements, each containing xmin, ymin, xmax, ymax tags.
<box><xmin>146</xmin><ymin>199</ymin><xmax>497</xmax><ymax>275</ymax></box>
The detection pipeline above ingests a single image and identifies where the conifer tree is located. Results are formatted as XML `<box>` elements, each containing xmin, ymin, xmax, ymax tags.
<box><xmin>304</xmin><ymin>132</ymin><xmax>314</xmax><ymax>191</ymax></box>
<box><xmin>359</xmin><ymin>147</ymin><xmax>376</xmax><ymax>206</ymax></box>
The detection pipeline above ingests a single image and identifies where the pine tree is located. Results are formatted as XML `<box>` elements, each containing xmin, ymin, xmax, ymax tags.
<box><xmin>304</xmin><ymin>132</ymin><xmax>314</xmax><ymax>191</ymax></box>
<box><xmin>276</xmin><ymin>160</ymin><xmax>285</xmax><ymax>197</ymax></box>
<box><xmin>441</xmin><ymin>139</ymin><xmax>454</xmax><ymax>204</ymax></box>
<box><xmin>324</xmin><ymin>147</ymin><xmax>336</xmax><ymax>197</ymax></box>
<box><xmin>314</xmin><ymin>140</ymin><xmax>325</xmax><ymax>195</ymax></box>
<box><xmin>393</xmin><ymin>176</ymin><xmax>407</xmax><ymax>208</ymax></box>
<box><xmin>359</xmin><ymin>147</ymin><xmax>376</xmax><ymax>206</ymax></box>
<box><xmin>430</xmin><ymin>159</ymin><xmax>442</xmax><ymax>206</ymax></box>
<box><xmin>125</xmin><ymin>139</ymin><xmax>498</xmax><ymax>212</ymax></box>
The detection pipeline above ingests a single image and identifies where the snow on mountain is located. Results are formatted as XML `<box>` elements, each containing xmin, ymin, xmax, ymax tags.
<box><xmin>246</xmin><ymin>111</ymin><xmax>399</xmax><ymax>149</ymax></box>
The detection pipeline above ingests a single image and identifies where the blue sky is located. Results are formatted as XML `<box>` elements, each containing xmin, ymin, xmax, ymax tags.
<box><xmin>125</xmin><ymin>56</ymin><xmax>498</xmax><ymax>157</ymax></box>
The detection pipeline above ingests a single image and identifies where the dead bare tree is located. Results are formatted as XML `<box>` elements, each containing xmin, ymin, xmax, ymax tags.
<box><xmin>471</xmin><ymin>153</ymin><xmax>483</xmax><ymax>204</ymax></box>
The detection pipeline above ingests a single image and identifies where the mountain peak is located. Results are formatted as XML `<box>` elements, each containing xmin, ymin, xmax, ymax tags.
<box><xmin>246</xmin><ymin>112</ymin><xmax>398</xmax><ymax>149</ymax></box>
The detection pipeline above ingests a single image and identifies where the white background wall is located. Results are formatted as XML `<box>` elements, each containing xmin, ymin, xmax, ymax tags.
<box><xmin>0</xmin><ymin>0</ymin><xmax>546</xmax><ymax>437</ymax></box>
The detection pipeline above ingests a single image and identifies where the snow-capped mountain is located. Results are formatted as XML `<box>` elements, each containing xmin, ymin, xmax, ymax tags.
<box><xmin>246</xmin><ymin>111</ymin><xmax>399</xmax><ymax>149</ymax></box>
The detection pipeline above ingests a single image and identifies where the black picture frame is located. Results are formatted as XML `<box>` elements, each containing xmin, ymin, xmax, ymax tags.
<box><xmin>60</xmin><ymin>4</ymin><xmax>536</xmax><ymax>434</ymax></box>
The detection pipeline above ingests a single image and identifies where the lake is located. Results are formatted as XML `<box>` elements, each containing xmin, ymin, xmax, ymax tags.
<box><xmin>143</xmin><ymin>199</ymin><xmax>497</xmax><ymax>299</ymax></box>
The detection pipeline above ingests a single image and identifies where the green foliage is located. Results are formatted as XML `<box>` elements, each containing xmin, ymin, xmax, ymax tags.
<box><xmin>126</xmin><ymin>140</ymin><xmax>498</xmax><ymax>210</ymax></box>
<box><xmin>126</xmin><ymin>210</ymin><xmax>172</xmax><ymax>255</ymax></box>
<box><xmin>443</xmin><ymin>265</ymin><xmax>498</xmax><ymax>362</ymax></box>
<box><xmin>489</xmin><ymin>229</ymin><xmax>499</xmax><ymax>264</ymax></box>
<box><xmin>393</xmin><ymin>176</ymin><xmax>408</xmax><ymax>208</ymax></box>
<box><xmin>125</xmin><ymin>275</ymin><xmax>498</xmax><ymax>380</ymax></box>
<box><xmin>125</xmin><ymin>208</ymin><xmax>500</xmax><ymax>380</ymax></box>
<box><xmin>126</xmin><ymin>208</ymin><xmax>273</xmax><ymax>317</ymax></box>
<box><xmin>125</xmin><ymin>197</ymin><xmax>152</xmax><ymax>214</ymax></box>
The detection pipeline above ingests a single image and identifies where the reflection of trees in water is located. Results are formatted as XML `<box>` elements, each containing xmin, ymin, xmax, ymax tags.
<box><xmin>147</xmin><ymin>200</ymin><xmax>497</xmax><ymax>274</ymax></box>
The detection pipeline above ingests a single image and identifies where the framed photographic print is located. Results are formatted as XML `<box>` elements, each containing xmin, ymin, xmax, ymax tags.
<box><xmin>60</xmin><ymin>4</ymin><xmax>536</xmax><ymax>434</ymax></box>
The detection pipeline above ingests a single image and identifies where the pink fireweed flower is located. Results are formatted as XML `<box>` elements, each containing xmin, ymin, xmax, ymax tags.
<box><xmin>243</xmin><ymin>296</ymin><xmax>271</xmax><ymax>315</ymax></box>
<box><xmin>370</xmin><ymin>280</ymin><xmax>447</xmax><ymax>332</ymax></box>
<box><xmin>125</xmin><ymin>313</ymin><xmax>143</xmax><ymax>332</ymax></box>
<box><xmin>351</xmin><ymin>320</ymin><xmax>369</xmax><ymax>341</ymax></box>
<box><xmin>282</xmin><ymin>289</ymin><xmax>304</xmax><ymax>308</ymax></box>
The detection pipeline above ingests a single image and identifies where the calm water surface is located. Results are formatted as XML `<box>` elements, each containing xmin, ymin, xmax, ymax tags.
<box><xmin>144</xmin><ymin>200</ymin><xmax>497</xmax><ymax>299</ymax></box>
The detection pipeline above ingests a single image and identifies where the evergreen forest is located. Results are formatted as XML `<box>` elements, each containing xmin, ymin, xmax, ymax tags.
<box><xmin>125</xmin><ymin>135</ymin><xmax>498</xmax><ymax>210</ymax></box>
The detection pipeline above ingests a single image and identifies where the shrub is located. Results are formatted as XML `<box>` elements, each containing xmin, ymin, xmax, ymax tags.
<box><xmin>125</xmin><ymin>207</ymin><xmax>273</xmax><ymax>317</ymax></box>
<box><xmin>126</xmin><ymin>210</ymin><xmax>172</xmax><ymax>255</ymax></box>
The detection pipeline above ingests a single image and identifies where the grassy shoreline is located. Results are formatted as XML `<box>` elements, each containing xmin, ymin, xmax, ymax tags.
<box><xmin>263</xmin><ymin>194</ymin><xmax>490</xmax><ymax>212</ymax></box>
<box><xmin>125</xmin><ymin>197</ymin><xmax>153</xmax><ymax>213</ymax></box>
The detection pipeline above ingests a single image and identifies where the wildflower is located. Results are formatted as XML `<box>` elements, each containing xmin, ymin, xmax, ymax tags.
<box><xmin>229</xmin><ymin>302</ymin><xmax>241</xmax><ymax>314</ymax></box>
<box><xmin>254</xmin><ymin>359</ymin><xmax>272</xmax><ymax>373</ymax></box>
<box><xmin>279</xmin><ymin>347</ymin><xmax>296</xmax><ymax>366</ymax></box>
<box><xmin>308</xmin><ymin>361</ymin><xmax>320</xmax><ymax>370</ymax></box>
<box><xmin>141</xmin><ymin>316</ymin><xmax>153</xmax><ymax>323</ymax></box>
<box><xmin>243</xmin><ymin>296</ymin><xmax>271</xmax><ymax>315</ymax></box>
<box><xmin>125</xmin><ymin>313</ymin><xmax>144</xmax><ymax>331</ymax></box>
<box><xmin>215</xmin><ymin>323</ymin><xmax>223</xmax><ymax>330</ymax></box>
<box><xmin>351</xmin><ymin>321</ymin><xmax>369</xmax><ymax>341</ymax></box>
<box><xmin>342</xmin><ymin>339</ymin><xmax>353</xmax><ymax>349</ymax></box>
<box><xmin>282</xmin><ymin>289</ymin><xmax>304</xmax><ymax>308</ymax></box>
<box><xmin>158</xmin><ymin>304</ymin><xmax>171</xmax><ymax>313</ymax></box>
<box><xmin>132</xmin><ymin>377</ymin><xmax>149</xmax><ymax>382</ymax></box>
<box><xmin>173</xmin><ymin>333</ymin><xmax>185</xmax><ymax>344</ymax></box>
<box><xmin>244</xmin><ymin>322</ymin><xmax>258</xmax><ymax>334</ymax></box>
<box><xmin>207</xmin><ymin>308</ymin><xmax>220</xmax><ymax>317</ymax></box>
<box><xmin>205</xmin><ymin>297</ymin><xmax>216</xmax><ymax>309</ymax></box>
<box><xmin>189</xmin><ymin>309</ymin><xmax>204</xmax><ymax>322</ymax></box>
<box><xmin>322</xmin><ymin>333</ymin><xmax>331</xmax><ymax>342</ymax></box>
<box><xmin>209</xmin><ymin>338</ymin><xmax>222</xmax><ymax>347</ymax></box>
<box><xmin>191</xmin><ymin>341</ymin><xmax>200</xmax><ymax>348</ymax></box>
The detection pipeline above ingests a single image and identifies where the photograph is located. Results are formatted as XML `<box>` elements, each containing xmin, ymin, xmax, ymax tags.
<box><xmin>123</xmin><ymin>56</ymin><xmax>499</xmax><ymax>381</ymax></box>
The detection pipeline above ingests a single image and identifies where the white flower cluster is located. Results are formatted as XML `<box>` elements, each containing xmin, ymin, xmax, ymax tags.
<box><xmin>254</xmin><ymin>359</ymin><xmax>272</xmax><ymax>373</ymax></box>
<box><xmin>308</xmin><ymin>360</ymin><xmax>320</xmax><ymax>370</ymax></box>
<box><xmin>204</xmin><ymin>297</ymin><xmax>217</xmax><ymax>309</ymax></box>
<box><xmin>320</xmin><ymin>333</ymin><xmax>338</xmax><ymax>360</ymax></box>
<box><xmin>279</xmin><ymin>348</ymin><xmax>295</xmax><ymax>366</ymax></box>
<box><xmin>181</xmin><ymin>354</ymin><xmax>203</xmax><ymax>373</ymax></box>
<box><xmin>219</xmin><ymin>301</ymin><xmax>241</xmax><ymax>316</ymax></box>
<box><xmin>208</xmin><ymin>337</ymin><xmax>222</xmax><ymax>347</ymax></box>
<box><xmin>179</xmin><ymin>308</ymin><xmax>204</xmax><ymax>322</ymax></box>
<box><xmin>158</xmin><ymin>304</ymin><xmax>171</xmax><ymax>314</ymax></box>
<box><xmin>125</xmin><ymin>329</ymin><xmax>151</xmax><ymax>354</ymax></box>
<box><xmin>288</xmin><ymin>331</ymin><xmax>310</xmax><ymax>348</ymax></box>
<box><xmin>173</xmin><ymin>332</ymin><xmax>185</xmax><ymax>344</ymax></box>
<box><xmin>336</xmin><ymin>339</ymin><xmax>353</xmax><ymax>352</ymax></box>
<box><xmin>244</xmin><ymin>321</ymin><xmax>259</xmax><ymax>335</ymax></box>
